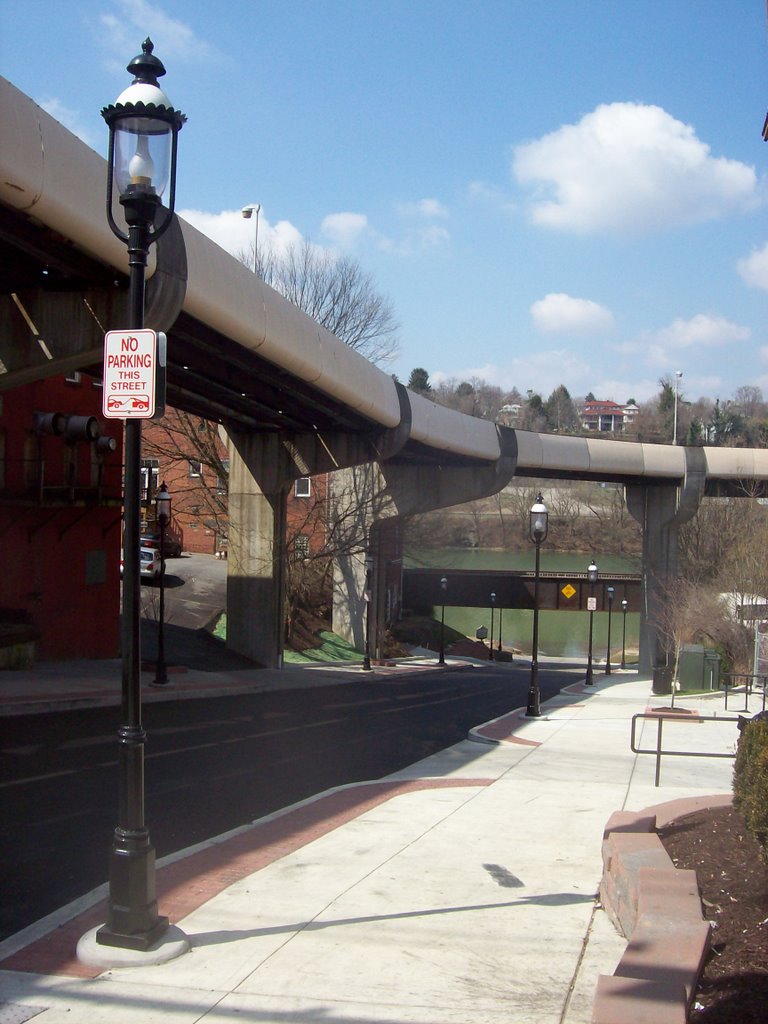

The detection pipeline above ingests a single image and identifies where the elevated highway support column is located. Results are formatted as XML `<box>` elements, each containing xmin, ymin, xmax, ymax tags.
<box><xmin>225</xmin><ymin>387</ymin><xmax>412</xmax><ymax>668</ymax></box>
<box><xmin>626</xmin><ymin>447</ymin><xmax>706</xmax><ymax>674</ymax></box>
<box><xmin>332</xmin><ymin>428</ymin><xmax>518</xmax><ymax>657</ymax></box>
<box><xmin>226</xmin><ymin>433</ymin><xmax>289</xmax><ymax>669</ymax></box>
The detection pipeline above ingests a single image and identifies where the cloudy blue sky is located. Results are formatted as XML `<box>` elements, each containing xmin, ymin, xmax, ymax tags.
<box><xmin>3</xmin><ymin>0</ymin><xmax>766</xmax><ymax>404</ymax></box>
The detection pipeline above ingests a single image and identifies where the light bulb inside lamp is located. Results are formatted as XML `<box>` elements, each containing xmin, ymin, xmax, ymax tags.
<box><xmin>129</xmin><ymin>136</ymin><xmax>155</xmax><ymax>186</ymax></box>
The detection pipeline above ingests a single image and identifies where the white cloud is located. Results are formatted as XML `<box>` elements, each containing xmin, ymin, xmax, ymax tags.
<box><xmin>177</xmin><ymin>207</ymin><xmax>304</xmax><ymax>262</ymax></box>
<box><xmin>394</xmin><ymin>198</ymin><xmax>449</xmax><ymax>219</ymax></box>
<box><xmin>620</xmin><ymin>313</ymin><xmax>751</xmax><ymax>370</ymax></box>
<box><xmin>738</xmin><ymin>242</ymin><xmax>768</xmax><ymax>290</ymax></box>
<box><xmin>530</xmin><ymin>293</ymin><xmax>615</xmax><ymax>335</ymax></box>
<box><xmin>321</xmin><ymin>212</ymin><xmax>369</xmax><ymax>249</ymax></box>
<box><xmin>650</xmin><ymin>313</ymin><xmax>750</xmax><ymax>350</ymax></box>
<box><xmin>96</xmin><ymin>0</ymin><xmax>219</xmax><ymax>69</ymax></box>
<box><xmin>513</xmin><ymin>102</ymin><xmax>759</xmax><ymax>234</ymax></box>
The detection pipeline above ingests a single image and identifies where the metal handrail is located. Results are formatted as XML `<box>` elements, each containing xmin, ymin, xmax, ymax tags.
<box><xmin>720</xmin><ymin>673</ymin><xmax>767</xmax><ymax>713</ymax></box>
<box><xmin>630</xmin><ymin>712</ymin><xmax>738</xmax><ymax>787</ymax></box>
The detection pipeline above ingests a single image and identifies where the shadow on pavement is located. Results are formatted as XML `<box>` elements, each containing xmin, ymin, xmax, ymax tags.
<box><xmin>140</xmin><ymin>619</ymin><xmax>263</xmax><ymax>672</ymax></box>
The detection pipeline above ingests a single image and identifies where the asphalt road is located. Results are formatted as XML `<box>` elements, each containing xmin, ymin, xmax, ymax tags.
<box><xmin>0</xmin><ymin>663</ymin><xmax>579</xmax><ymax>940</ymax></box>
<box><xmin>140</xmin><ymin>551</ymin><xmax>227</xmax><ymax>632</ymax></box>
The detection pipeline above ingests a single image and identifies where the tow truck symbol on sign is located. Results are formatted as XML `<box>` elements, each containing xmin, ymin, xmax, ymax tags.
<box><xmin>107</xmin><ymin>395</ymin><xmax>150</xmax><ymax>412</ymax></box>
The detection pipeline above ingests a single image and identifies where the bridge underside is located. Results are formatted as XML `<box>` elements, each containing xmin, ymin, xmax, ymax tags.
<box><xmin>2</xmin><ymin>187</ymin><xmax>761</xmax><ymax>675</ymax></box>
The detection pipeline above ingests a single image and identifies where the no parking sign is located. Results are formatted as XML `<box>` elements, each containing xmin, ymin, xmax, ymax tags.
<box><xmin>103</xmin><ymin>329</ymin><xmax>166</xmax><ymax>419</ymax></box>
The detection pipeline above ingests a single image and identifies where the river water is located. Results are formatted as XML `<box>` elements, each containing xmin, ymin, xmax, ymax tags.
<box><xmin>405</xmin><ymin>548</ymin><xmax>641</xmax><ymax>661</ymax></box>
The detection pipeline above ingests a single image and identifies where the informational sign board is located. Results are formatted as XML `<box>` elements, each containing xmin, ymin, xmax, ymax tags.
<box><xmin>587</xmin><ymin>596</ymin><xmax>598</xmax><ymax>612</ymax></box>
<box><xmin>103</xmin><ymin>329</ymin><xmax>157</xmax><ymax>419</ymax></box>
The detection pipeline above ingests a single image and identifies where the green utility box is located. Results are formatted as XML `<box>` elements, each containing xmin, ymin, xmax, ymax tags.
<box><xmin>678</xmin><ymin>644</ymin><xmax>721</xmax><ymax>691</ymax></box>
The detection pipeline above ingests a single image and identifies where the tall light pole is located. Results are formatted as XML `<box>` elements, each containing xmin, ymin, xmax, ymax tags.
<box><xmin>99</xmin><ymin>38</ymin><xmax>185</xmax><ymax>951</ymax></box>
<box><xmin>621</xmin><ymin>597</ymin><xmax>629</xmax><ymax>669</ymax></box>
<box><xmin>497</xmin><ymin>604</ymin><xmax>503</xmax><ymax>654</ymax></box>
<box><xmin>526</xmin><ymin>493</ymin><xmax>548</xmax><ymax>718</ymax></box>
<box><xmin>605</xmin><ymin>586</ymin><xmax>615</xmax><ymax>675</ymax></box>
<box><xmin>585</xmin><ymin>561</ymin><xmax>598</xmax><ymax>685</ymax></box>
<box><xmin>438</xmin><ymin>576</ymin><xmax>447</xmax><ymax>665</ymax></box>
<box><xmin>241</xmin><ymin>203</ymin><xmax>261</xmax><ymax>272</ymax></box>
<box><xmin>152</xmin><ymin>481</ymin><xmax>171</xmax><ymax>687</ymax></box>
<box><xmin>488</xmin><ymin>592</ymin><xmax>496</xmax><ymax>661</ymax></box>
<box><xmin>362</xmin><ymin>551</ymin><xmax>374</xmax><ymax>671</ymax></box>
<box><xmin>673</xmin><ymin>370</ymin><xmax>683</xmax><ymax>444</ymax></box>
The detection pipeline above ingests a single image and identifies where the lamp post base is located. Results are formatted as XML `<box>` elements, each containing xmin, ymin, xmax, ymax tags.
<box><xmin>525</xmin><ymin>680</ymin><xmax>541</xmax><ymax>718</ymax></box>
<box><xmin>97</xmin><ymin>840</ymin><xmax>168</xmax><ymax>951</ymax></box>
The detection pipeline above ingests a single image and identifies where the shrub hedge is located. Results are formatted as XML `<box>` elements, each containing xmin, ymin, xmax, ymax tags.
<box><xmin>733</xmin><ymin>717</ymin><xmax>768</xmax><ymax>860</ymax></box>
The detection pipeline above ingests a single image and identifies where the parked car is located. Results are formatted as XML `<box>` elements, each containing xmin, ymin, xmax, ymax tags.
<box><xmin>140</xmin><ymin>547</ymin><xmax>164</xmax><ymax>579</ymax></box>
<box><xmin>140</xmin><ymin>525</ymin><xmax>183</xmax><ymax>557</ymax></box>
<box><xmin>120</xmin><ymin>547</ymin><xmax>164</xmax><ymax>579</ymax></box>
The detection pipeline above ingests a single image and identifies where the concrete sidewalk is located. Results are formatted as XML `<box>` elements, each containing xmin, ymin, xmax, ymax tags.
<box><xmin>0</xmin><ymin>668</ymin><xmax>758</xmax><ymax>1024</ymax></box>
<box><xmin>0</xmin><ymin>649</ymin><xmax>461</xmax><ymax>716</ymax></box>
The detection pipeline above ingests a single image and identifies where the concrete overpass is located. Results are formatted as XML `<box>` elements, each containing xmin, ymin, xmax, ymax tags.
<box><xmin>3</xmin><ymin>76</ymin><xmax>767</xmax><ymax>673</ymax></box>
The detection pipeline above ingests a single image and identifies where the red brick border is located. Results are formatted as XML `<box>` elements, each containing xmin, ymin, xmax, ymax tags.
<box><xmin>0</xmin><ymin>777</ymin><xmax>491</xmax><ymax>979</ymax></box>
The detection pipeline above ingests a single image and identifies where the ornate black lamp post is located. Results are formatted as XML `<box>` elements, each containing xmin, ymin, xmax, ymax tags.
<box><xmin>605</xmin><ymin>585</ymin><xmax>615</xmax><ymax>675</ymax></box>
<box><xmin>438</xmin><ymin>576</ymin><xmax>448</xmax><ymax>665</ymax></box>
<box><xmin>152</xmin><ymin>481</ymin><xmax>171</xmax><ymax>687</ymax></box>
<box><xmin>362</xmin><ymin>552</ymin><xmax>374</xmax><ymax>671</ymax></box>
<box><xmin>497</xmin><ymin>605</ymin><xmax>503</xmax><ymax>654</ymax></box>
<box><xmin>526</xmin><ymin>494</ymin><xmax>548</xmax><ymax>717</ymax></box>
<box><xmin>621</xmin><ymin>597</ymin><xmax>628</xmax><ymax>669</ymax></box>
<box><xmin>488</xmin><ymin>592</ymin><xmax>496</xmax><ymax>661</ymax></box>
<box><xmin>585</xmin><ymin>561</ymin><xmax>598</xmax><ymax>685</ymax></box>
<box><xmin>97</xmin><ymin>39</ymin><xmax>184</xmax><ymax>951</ymax></box>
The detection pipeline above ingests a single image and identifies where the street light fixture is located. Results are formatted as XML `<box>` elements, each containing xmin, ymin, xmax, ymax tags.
<box><xmin>241</xmin><ymin>203</ymin><xmax>261</xmax><ymax>272</ymax></box>
<box><xmin>152</xmin><ymin>481</ymin><xmax>171</xmax><ymax>687</ymax></box>
<box><xmin>526</xmin><ymin>493</ymin><xmax>548</xmax><ymax>717</ymax></box>
<box><xmin>438</xmin><ymin>576</ymin><xmax>448</xmax><ymax>665</ymax></box>
<box><xmin>362</xmin><ymin>552</ymin><xmax>374</xmax><ymax>671</ymax></box>
<box><xmin>605</xmin><ymin>586</ymin><xmax>615</xmax><ymax>675</ymax></box>
<box><xmin>98</xmin><ymin>38</ymin><xmax>185</xmax><ymax>952</ymax></box>
<box><xmin>488</xmin><ymin>592</ymin><xmax>496</xmax><ymax>661</ymax></box>
<box><xmin>621</xmin><ymin>597</ymin><xmax>629</xmax><ymax>669</ymax></box>
<box><xmin>585</xmin><ymin>561</ymin><xmax>598</xmax><ymax>685</ymax></box>
<box><xmin>497</xmin><ymin>604</ymin><xmax>503</xmax><ymax>654</ymax></box>
<box><xmin>673</xmin><ymin>370</ymin><xmax>683</xmax><ymax>444</ymax></box>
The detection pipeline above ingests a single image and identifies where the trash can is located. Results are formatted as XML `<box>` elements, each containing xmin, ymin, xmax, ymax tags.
<box><xmin>652</xmin><ymin>666</ymin><xmax>673</xmax><ymax>694</ymax></box>
<box><xmin>678</xmin><ymin>645</ymin><xmax>721</xmax><ymax>691</ymax></box>
<box><xmin>678</xmin><ymin>644</ymin><xmax>705</xmax><ymax>691</ymax></box>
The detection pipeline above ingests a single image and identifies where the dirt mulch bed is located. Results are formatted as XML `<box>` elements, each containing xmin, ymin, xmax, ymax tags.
<box><xmin>658</xmin><ymin>805</ymin><xmax>768</xmax><ymax>1022</ymax></box>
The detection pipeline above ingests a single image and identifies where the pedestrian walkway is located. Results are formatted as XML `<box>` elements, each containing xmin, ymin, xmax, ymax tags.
<box><xmin>0</xmin><ymin>665</ymin><xmax>758</xmax><ymax>1024</ymax></box>
<box><xmin>0</xmin><ymin>648</ymin><xmax>459</xmax><ymax>716</ymax></box>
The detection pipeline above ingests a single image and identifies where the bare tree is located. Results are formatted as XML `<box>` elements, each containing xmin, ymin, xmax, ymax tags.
<box><xmin>142</xmin><ymin>410</ymin><xmax>229</xmax><ymax>544</ymax></box>
<box><xmin>245</xmin><ymin>238</ymin><xmax>400</xmax><ymax>367</ymax></box>
<box><xmin>652</xmin><ymin>575</ymin><xmax>752</xmax><ymax>692</ymax></box>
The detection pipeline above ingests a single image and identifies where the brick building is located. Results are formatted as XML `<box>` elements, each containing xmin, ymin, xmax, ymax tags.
<box><xmin>0</xmin><ymin>373</ymin><xmax>123</xmax><ymax>662</ymax></box>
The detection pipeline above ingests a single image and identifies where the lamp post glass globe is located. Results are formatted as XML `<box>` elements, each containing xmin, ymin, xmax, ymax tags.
<box><xmin>101</xmin><ymin>38</ymin><xmax>186</xmax><ymax>245</ymax></box>
<box><xmin>156</xmin><ymin>481</ymin><xmax>171</xmax><ymax>526</ymax></box>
